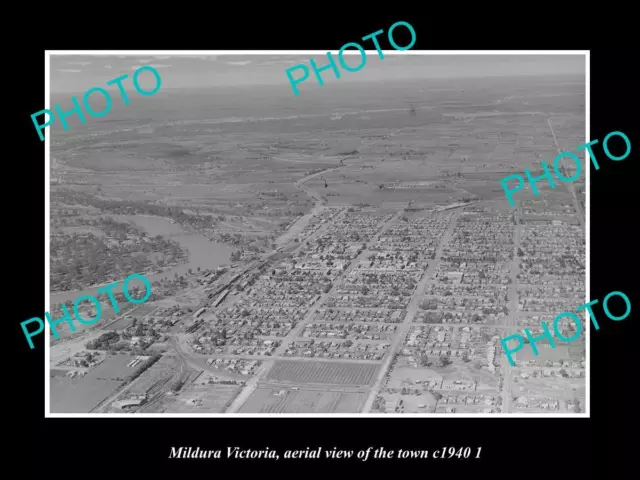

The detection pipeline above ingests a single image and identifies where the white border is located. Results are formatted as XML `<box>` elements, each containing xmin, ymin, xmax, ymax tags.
<box><xmin>584</xmin><ymin>52</ymin><xmax>590</xmax><ymax>416</ymax></box>
<box><xmin>45</xmin><ymin>50</ymin><xmax>589</xmax><ymax>418</ymax></box>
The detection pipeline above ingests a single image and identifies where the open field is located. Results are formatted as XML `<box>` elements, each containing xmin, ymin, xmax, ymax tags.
<box><xmin>385</xmin><ymin>366</ymin><xmax>443</xmax><ymax>389</ymax></box>
<box><xmin>103</xmin><ymin>316</ymin><xmax>135</xmax><ymax>331</ymax></box>
<box><xmin>378</xmin><ymin>391</ymin><xmax>439</xmax><ymax>413</ymax></box>
<box><xmin>510</xmin><ymin>376</ymin><xmax>585</xmax><ymax>398</ymax></box>
<box><xmin>238</xmin><ymin>385</ymin><xmax>368</xmax><ymax>413</ymax></box>
<box><xmin>50</xmin><ymin>354</ymin><xmax>139</xmax><ymax>413</ymax></box>
<box><xmin>51</xmin><ymin>371</ymin><xmax>121</xmax><ymax>413</ymax></box>
<box><xmin>265</xmin><ymin>360</ymin><xmax>379</xmax><ymax>386</ymax></box>
<box><xmin>47</xmin><ymin>302</ymin><xmax>139</xmax><ymax>341</ymax></box>
<box><xmin>515</xmin><ymin>345</ymin><xmax>575</xmax><ymax>363</ymax></box>
<box><xmin>91</xmin><ymin>353</ymin><xmax>147</xmax><ymax>380</ymax></box>
<box><xmin>105</xmin><ymin>304</ymin><xmax>157</xmax><ymax>331</ymax></box>
<box><xmin>164</xmin><ymin>378</ymin><xmax>242</xmax><ymax>414</ymax></box>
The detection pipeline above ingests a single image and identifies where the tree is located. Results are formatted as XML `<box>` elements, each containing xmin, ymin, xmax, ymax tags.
<box><xmin>171</xmin><ymin>380</ymin><xmax>184</xmax><ymax>392</ymax></box>
<box><xmin>436</xmin><ymin>356</ymin><xmax>452</xmax><ymax>368</ymax></box>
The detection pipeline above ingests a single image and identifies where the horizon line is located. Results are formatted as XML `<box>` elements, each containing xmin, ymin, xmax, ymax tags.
<box><xmin>51</xmin><ymin>72</ymin><xmax>585</xmax><ymax>95</ymax></box>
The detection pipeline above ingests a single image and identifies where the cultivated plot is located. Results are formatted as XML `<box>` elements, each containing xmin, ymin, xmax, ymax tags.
<box><xmin>265</xmin><ymin>360</ymin><xmax>379</xmax><ymax>386</ymax></box>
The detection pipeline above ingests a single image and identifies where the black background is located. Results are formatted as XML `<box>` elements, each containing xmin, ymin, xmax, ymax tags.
<box><xmin>10</xmin><ymin>9</ymin><xmax>635</xmax><ymax>478</ymax></box>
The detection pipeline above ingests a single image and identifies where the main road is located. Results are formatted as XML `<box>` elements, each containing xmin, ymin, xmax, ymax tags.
<box><xmin>362</xmin><ymin>209</ymin><xmax>462</xmax><ymax>412</ymax></box>
<box><xmin>501</xmin><ymin>204</ymin><xmax>522</xmax><ymax>413</ymax></box>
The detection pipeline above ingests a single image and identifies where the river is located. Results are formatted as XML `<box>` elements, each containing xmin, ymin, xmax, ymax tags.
<box><xmin>50</xmin><ymin>215</ymin><xmax>233</xmax><ymax>305</ymax></box>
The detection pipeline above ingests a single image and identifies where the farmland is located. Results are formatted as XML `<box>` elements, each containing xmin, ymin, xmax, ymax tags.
<box><xmin>238</xmin><ymin>385</ymin><xmax>368</xmax><ymax>413</ymax></box>
<box><xmin>265</xmin><ymin>360</ymin><xmax>379</xmax><ymax>386</ymax></box>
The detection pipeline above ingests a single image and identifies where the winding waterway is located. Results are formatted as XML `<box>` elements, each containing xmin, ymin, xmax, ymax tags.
<box><xmin>50</xmin><ymin>215</ymin><xmax>233</xmax><ymax>305</ymax></box>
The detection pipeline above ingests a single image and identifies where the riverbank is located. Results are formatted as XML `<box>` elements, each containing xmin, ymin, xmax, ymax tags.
<box><xmin>51</xmin><ymin>215</ymin><xmax>232</xmax><ymax>305</ymax></box>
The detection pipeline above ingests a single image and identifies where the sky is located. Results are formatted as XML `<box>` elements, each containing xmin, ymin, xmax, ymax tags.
<box><xmin>49</xmin><ymin>54</ymin><xmax>585</xmax><ymax>93</ymax></box>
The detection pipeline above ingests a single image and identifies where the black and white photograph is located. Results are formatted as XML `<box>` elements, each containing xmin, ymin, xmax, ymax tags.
<box><xmin>45</xmin><ymin>52</ymin><xmax>588</xmax><ymax>416</ymax></box>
